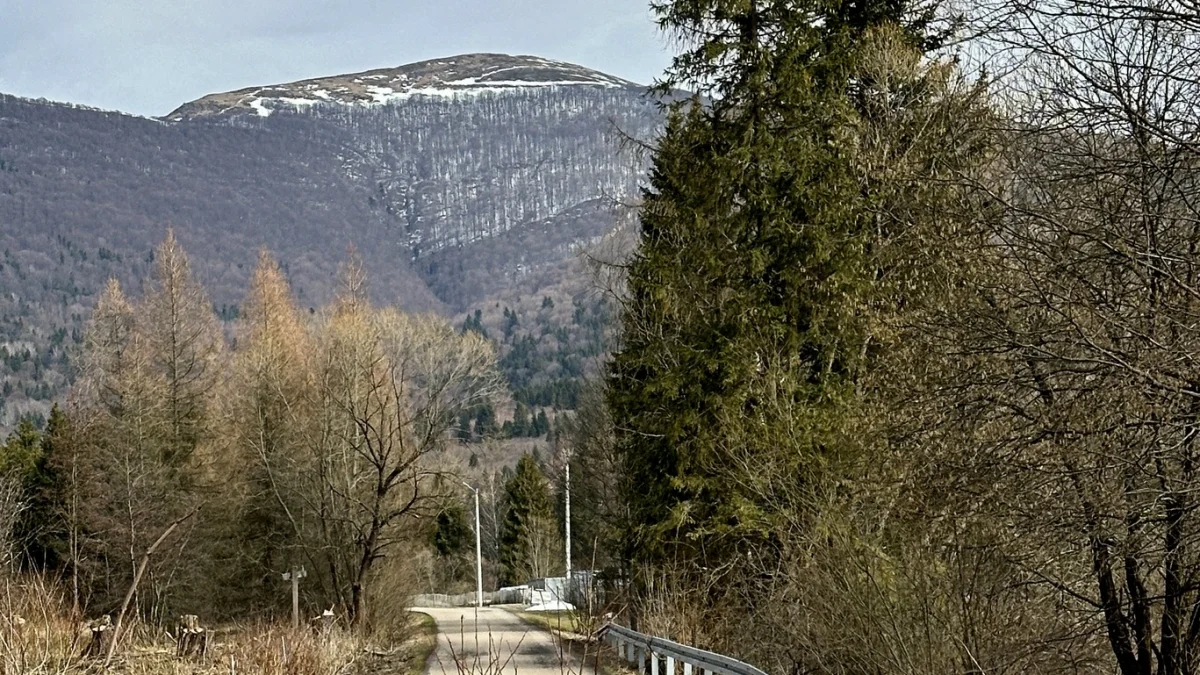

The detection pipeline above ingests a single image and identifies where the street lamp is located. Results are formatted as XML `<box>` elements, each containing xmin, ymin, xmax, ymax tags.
<box><xmin>462</xmin><ymin>482</ymin><xmax>484</xmax><ymax>609</ymax></box>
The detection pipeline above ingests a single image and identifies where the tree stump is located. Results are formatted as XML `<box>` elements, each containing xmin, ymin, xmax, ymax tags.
<box><xmin>175</xmin><ymin>614</ymin><xmax>208</xmax><ymax>658</ymax></box>
<box><xmin>81</xmin><ymin>615</ymin><xmax>111</xmax><ymax>658</ymax></box>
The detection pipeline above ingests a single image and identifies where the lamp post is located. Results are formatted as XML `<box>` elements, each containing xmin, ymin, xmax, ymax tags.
<box><xmin>462</xmin><ymin>482</ymin><xmax>484</xmax><ymax>609</ymax></box>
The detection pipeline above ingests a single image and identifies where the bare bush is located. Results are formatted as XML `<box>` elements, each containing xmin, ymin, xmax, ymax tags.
<box><xmin>0</xmin><ymin>577</ymin><xmax>82</xmax><ymax>674</ymax></box>
<box><xmin>224</xmin><ymin>623</ymin><xmax>365</xmax><ymax>675</ymax></box>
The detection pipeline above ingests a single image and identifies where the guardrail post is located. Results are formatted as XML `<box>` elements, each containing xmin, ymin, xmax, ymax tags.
<box><xmin>667</xmin><ymin>655</ymin><xmax>676</xmax><ymax>675</ymax></box>
<box><xmin>684</xmin><ymin>661</ymin><xmax>693</xmax><ymax>675</ymax></box>
<box><xmin>628</xmin><ymin>641</ymin><xmax>636</xmax><ymax>663</ymax></box>
<box><xmin>652</xmin><ymin>651</ymin><xmax>660</xmax><ymax>675</ymax></box>
<box><xmin>638</xmin><ymin>646</ymin><xmax>646</xmax><ymax>673</ymax></box>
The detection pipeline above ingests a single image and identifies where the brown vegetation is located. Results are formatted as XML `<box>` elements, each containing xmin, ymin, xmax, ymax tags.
<box><xmin>0</xmin><ymin>574</ymin><xmax>438</xmax><ymax>675</ymax></box>
<box><xmin>0</xmin><ymin>231</ymin><xmax>501</xmax><ymax>668</ymax></box>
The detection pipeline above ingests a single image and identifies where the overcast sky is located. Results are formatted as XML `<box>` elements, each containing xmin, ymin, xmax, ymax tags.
<box><xmin>0</xmin><ymin>0</ymin><xmax>672</xmax><ymax>117</ymax></box>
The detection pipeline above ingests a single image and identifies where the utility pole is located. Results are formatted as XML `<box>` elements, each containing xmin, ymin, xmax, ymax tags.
<box><xmin>463</xmin><ymin>482</ymin><xmax>484</xmax><ymax>609</ymax></box>
<box><xmin>564</xmin><ymin>458</ymin><xmax>572</xmax><ymax>579</ymax></box>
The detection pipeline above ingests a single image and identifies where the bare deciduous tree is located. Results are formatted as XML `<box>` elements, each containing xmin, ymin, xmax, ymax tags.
<box><xmin>241</xmin><ymin>259</ymin><xmax>503</xmax><ymax>627</ymax></box>
<box><xmin>139</xmin><ymin>230</ymin><xmax>223</xmax><ymax>465</ymax></box>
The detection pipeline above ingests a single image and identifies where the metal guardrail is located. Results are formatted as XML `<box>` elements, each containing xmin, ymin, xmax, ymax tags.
<box><xmin>599</xmin><ymin>623</ymin><xmax>769</xmax><ymax>675</ymax></box>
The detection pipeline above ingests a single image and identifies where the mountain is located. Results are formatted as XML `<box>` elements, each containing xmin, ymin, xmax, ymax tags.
<box><xmin>0</xmin><ymin>54</ymin><xmax>659</xmax><ymax>429</ymax></box>
<box><xmin>166</xmin><ymin>53</ymin><xmax>639</xmax><ymax>119</ymax></box>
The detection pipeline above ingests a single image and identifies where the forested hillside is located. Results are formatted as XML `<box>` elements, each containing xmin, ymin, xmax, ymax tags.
<box><xmin>0</xmin><ymin>54</ymin><xmax>659</xmax><ymax>431</ymax></box>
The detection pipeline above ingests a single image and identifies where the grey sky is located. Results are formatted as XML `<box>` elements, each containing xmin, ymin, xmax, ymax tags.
<box><xmin>0</xmin><ymin>0</ymin><xmax>672</xmax><ymax>117</ymax></box>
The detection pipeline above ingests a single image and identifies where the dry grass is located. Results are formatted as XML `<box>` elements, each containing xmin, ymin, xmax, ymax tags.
<box><xmin>0</xmin><ymin>575</ymin><xmax>83</xmax><ymax>674</ymax></box>
<box><xmin>83</xmin><ymin>622</ymin><xmax>368</xmax><ymax>675</ymax></box>
<box><xmin>0</xmin><ymin>574</ymin><xmax>438</xmax><ymax>675</ymax></box>
<box><xmin>218</xmin><ymin>623</ymin><xmax>366</xmax><ymax>675</ymax></box>
<box><xmin>509</xmin><ymin>608</ymin><xmax>631</xmax><ymax>675</ymax></box>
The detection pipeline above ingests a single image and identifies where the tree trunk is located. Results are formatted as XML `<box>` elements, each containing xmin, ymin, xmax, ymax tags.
<box><xmin>104</xmin><ymin>505</ymin><xmax>201</xmax><ymax>667</ymax></box>
<box><xmin>350</xmin><ymin>582</ymin><xmax>364</xmax><ymax>627</ymax></box>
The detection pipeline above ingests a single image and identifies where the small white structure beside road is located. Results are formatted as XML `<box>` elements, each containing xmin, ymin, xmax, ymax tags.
<box><xmin>411</xmin><ymin>569</ymin><xmax>596</xmax><ymax>610</ymax></box>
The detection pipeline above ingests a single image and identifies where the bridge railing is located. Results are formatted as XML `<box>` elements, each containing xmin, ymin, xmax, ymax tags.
<box><xmin>599</xmin><ymin>623</ymin><xmax>769</xmax><ymax>675</ymax></box>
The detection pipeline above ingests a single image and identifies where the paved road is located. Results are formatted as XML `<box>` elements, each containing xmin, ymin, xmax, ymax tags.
<box><xmin>415</xmin><ymin>606</ymin><xmax>591</xmax><ymax>675</ymax></box>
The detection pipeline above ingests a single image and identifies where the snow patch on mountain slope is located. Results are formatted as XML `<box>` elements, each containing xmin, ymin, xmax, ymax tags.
<box><xmin>249</xmin><ymin>98</ymin><xmax>272</xmax><ymax>117</ymax></box>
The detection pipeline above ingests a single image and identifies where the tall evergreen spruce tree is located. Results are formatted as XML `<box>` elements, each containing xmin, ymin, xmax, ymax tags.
<box><xmin>608</xmin><ymin>0</ymin><xmax>950</xmax><ymax>580</ymax></box>
<box><xmin>498</xmin><ymin>454</ymin><xmax>558</xmax><ymax>585</ymax></box>
<box><xmin>21</xmin><ymin>404</ymin><xmax>71</xmax><ymax>570</ymax></box>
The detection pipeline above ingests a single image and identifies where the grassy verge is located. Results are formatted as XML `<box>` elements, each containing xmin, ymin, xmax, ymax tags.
<box><xmin>513</xmin><ymin>610</ymin><xmax>583</xmax><ymax>635</ymax></box>
<box><xmin>362</xmin><ymin>611</ymin><xmax>439</xmax><ymax>675</ymax></box>
<box><xmin>402</xmin><ymin>611</ymin><xmax>439</xmax><ymax>675</ymax></box>
<box><xmin>510</xmin><ymin>610</ymin><xmax>635</xmax><ymax>675</ymax></box>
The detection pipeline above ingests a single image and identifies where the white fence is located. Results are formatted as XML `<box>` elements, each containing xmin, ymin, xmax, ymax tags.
<box><xmin>528</xmin><ymin>570</ymin><xmax>598</xmax><ymax>607</ymax></box>
<box><xmin>601</xmin><ymin>623</ymin><xmax>768</xmax><ymax>675</ymax></box>
<box><xmin>410</xmin><ymin>585</ymin><xmax>528</xmax><ymax>607</ymax></box>
<box><xmin>411</xmin><ymin>570</ymin><xmax>599</xmax><ymax>608</ymax></box>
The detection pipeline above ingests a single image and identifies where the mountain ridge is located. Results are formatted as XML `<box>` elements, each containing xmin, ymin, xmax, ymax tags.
<box><xmin>166</xmin><ymin>53</ymin><xmax>645</xmax><ymax>121</ymax></box>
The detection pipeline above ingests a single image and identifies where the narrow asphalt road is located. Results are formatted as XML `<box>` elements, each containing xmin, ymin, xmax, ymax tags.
<box><xmin>414</xmin><ymin>606</ymin><xmax>591</xmax><ymax>675</ymax></box>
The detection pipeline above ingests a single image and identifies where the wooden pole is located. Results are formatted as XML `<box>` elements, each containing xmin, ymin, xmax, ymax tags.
<box><xmin>283</xmin><ymin>566</ymin><xmax>306</xmax><ymax>628</ymax></box>
<box><xmin>292</xmin><ymin>567</ymin><xmax>300</xmax><ymax>629</ymax></box>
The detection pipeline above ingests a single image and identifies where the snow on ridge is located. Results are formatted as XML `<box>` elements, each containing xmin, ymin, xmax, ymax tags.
<box><xmin>474</xmin><ymin>65</ymin><xmax>529</xmax><ymax>79</ymax></box>
<box><xmin>249</xmin><ymin>98</ymin><xmax>273</xmax><ymax>117</ymax></box>
<box><xmin>366</xmin><ymin>80</ymin><xmax>625</xmax><ymax>103</ymax></box>
<box><xmin>249</xmin><ymin>77</ymin><xmax>627</xmax><ymax>110</ymax></box>
<box><xmin>276</xmin><ymin>96</ymin><xmax>324</xmax><ymax>108</ymax></box>
<box><xmin>442</xmin><ymin>77</ymin><xmax>621</xmax><ymax>88</ymax></box>
<box><xmin>199</xmin><ymin>57</ymin><xmax>641</xmax><ymax>117</ymax></box>
<box><xmin>365</xmin><ymin>85</ymin><xmax>399</xmax><ymax>103</ymax></box>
